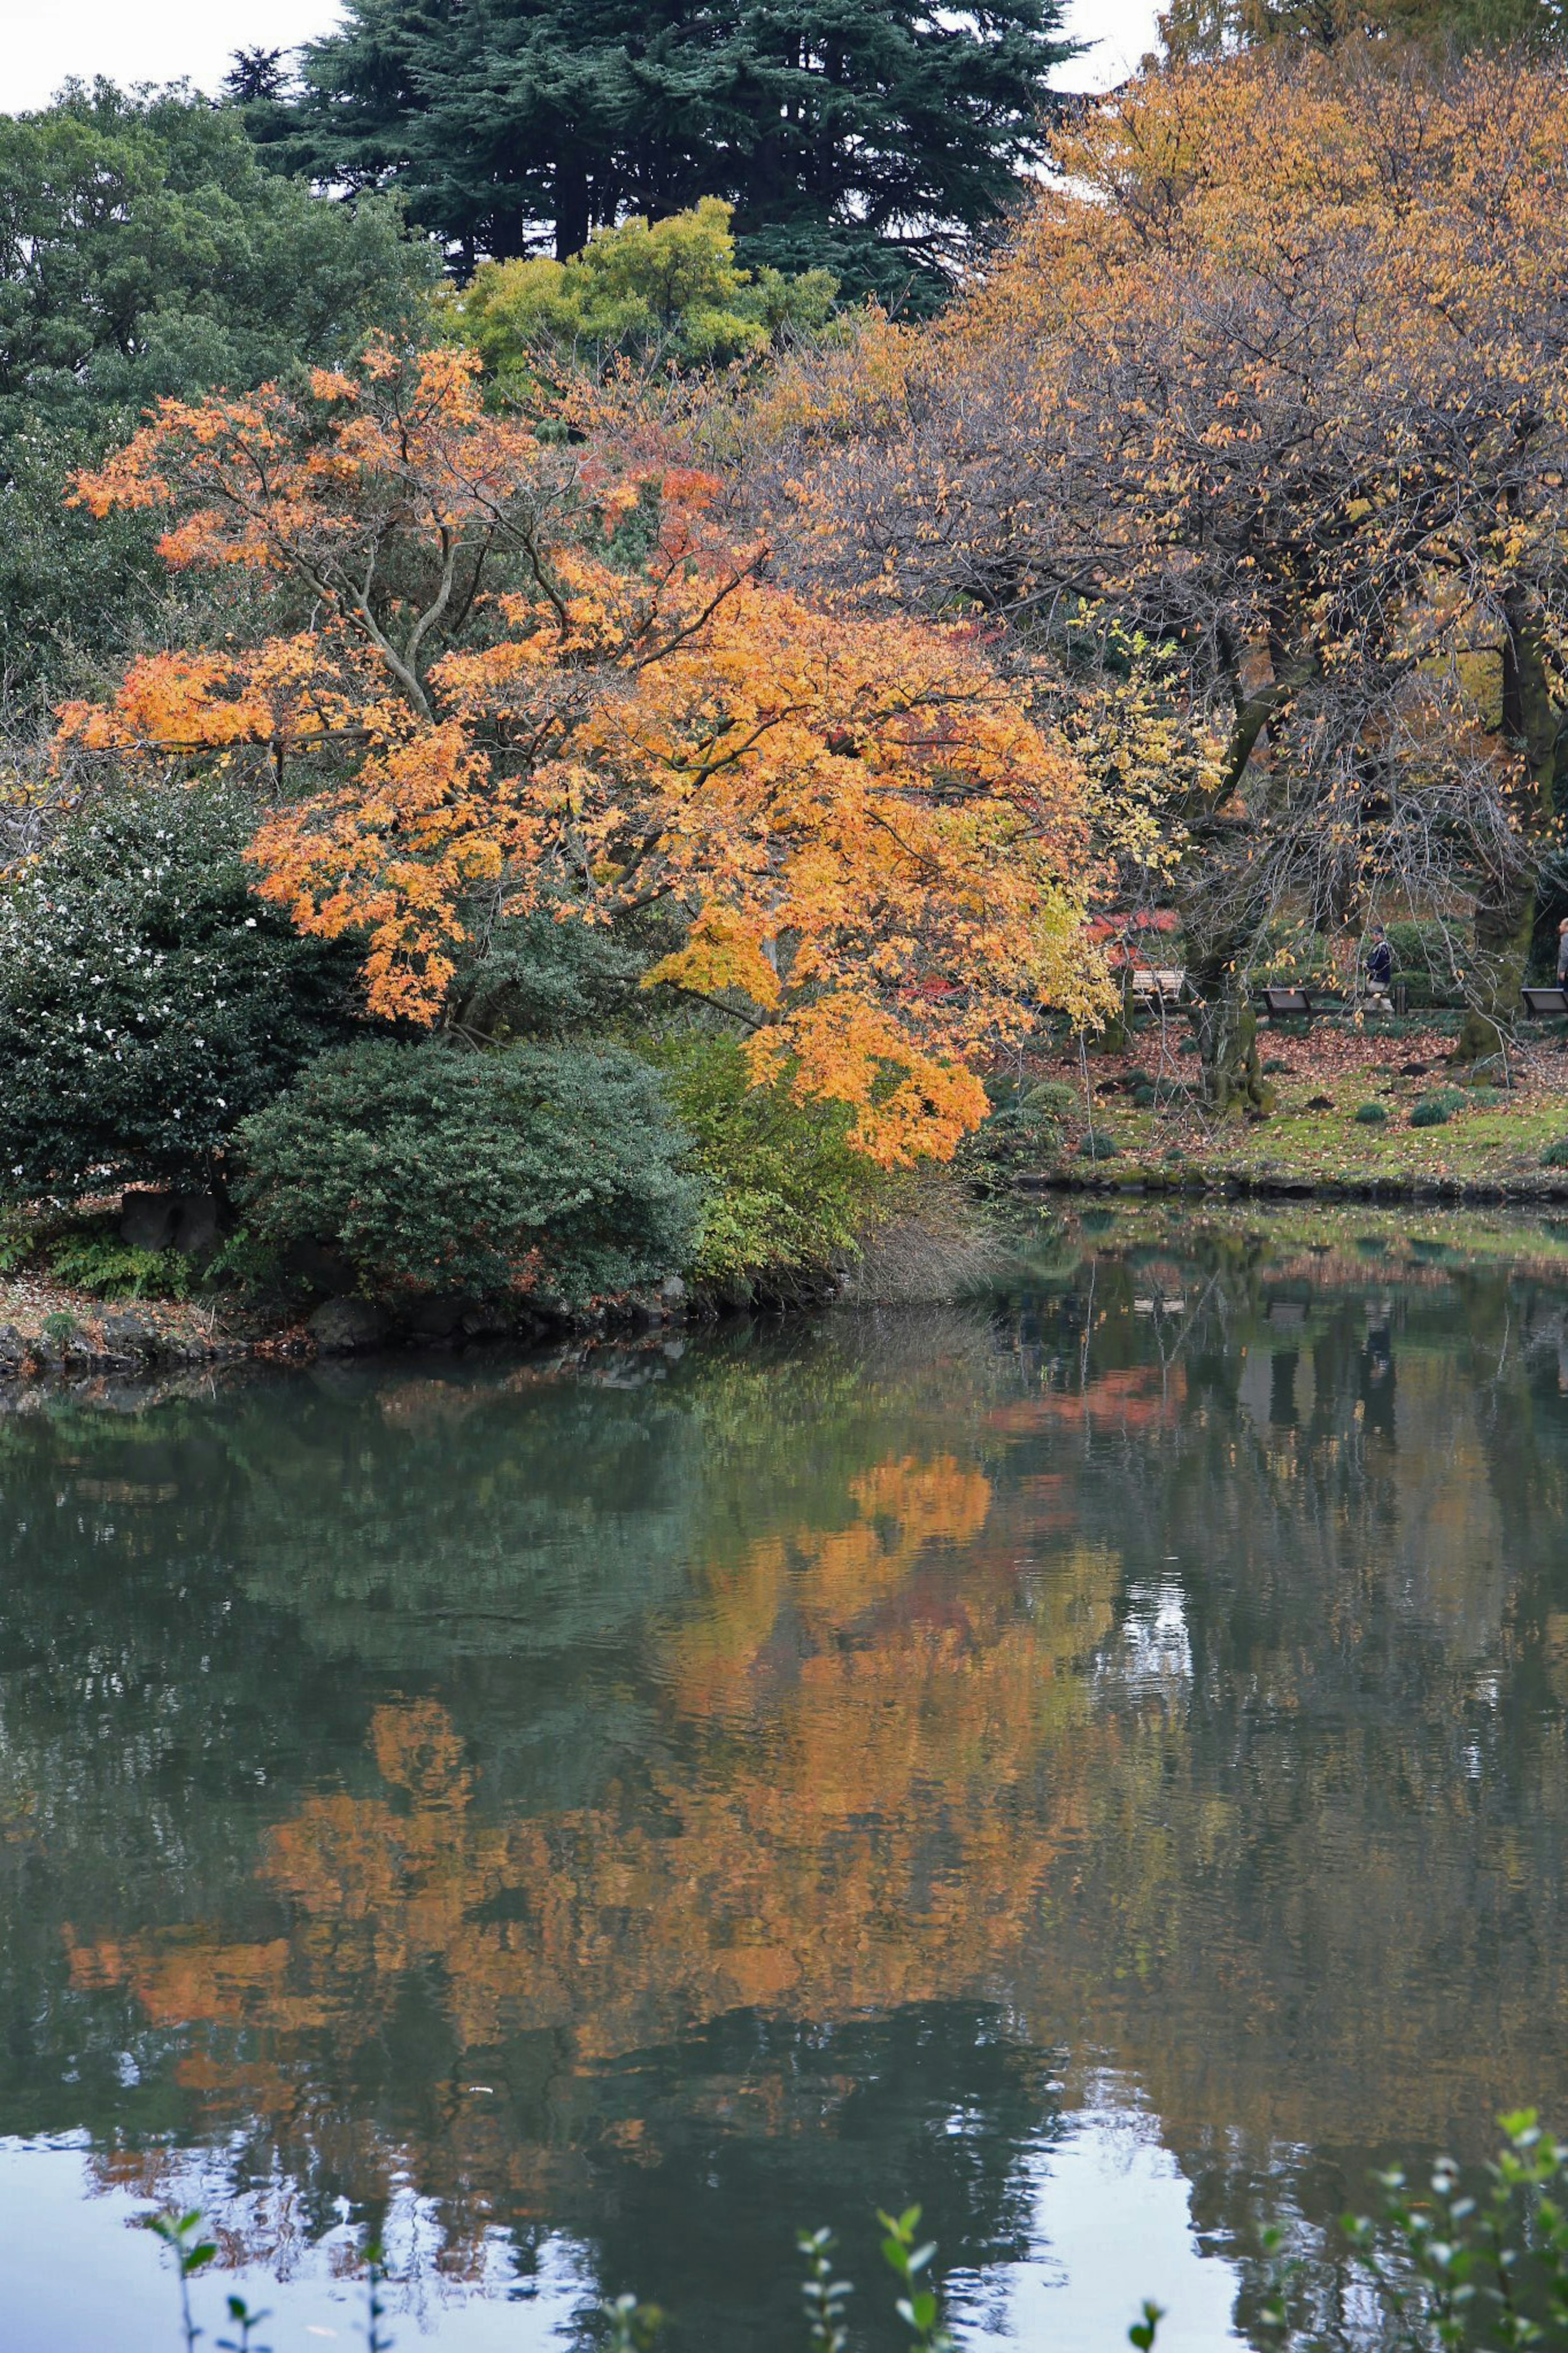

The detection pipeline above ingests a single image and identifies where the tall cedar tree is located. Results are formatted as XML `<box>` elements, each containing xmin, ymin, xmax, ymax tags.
<box><xmin>273</xmin><ymin>0</ymin><xmax>1076</xmax><ymax>305</ymax></box>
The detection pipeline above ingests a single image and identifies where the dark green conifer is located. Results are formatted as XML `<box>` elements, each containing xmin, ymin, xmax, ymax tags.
<box><xmin>279</xmin><ymin>0</ymin><xmax>1077</xmax><ymax>304</ymax></box>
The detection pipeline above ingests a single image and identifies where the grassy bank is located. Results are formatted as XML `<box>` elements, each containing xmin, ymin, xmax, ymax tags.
<box><xmin>1020</xmin><ymin>1017</ymin><xmax>1568</xmax><ymax>1200</ymax></box>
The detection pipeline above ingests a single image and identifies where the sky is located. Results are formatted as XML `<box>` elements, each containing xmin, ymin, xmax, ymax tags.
<box><xmin>0</xmin><ymin>0</ymin><xmax>1164</xmax><ymax>115</ymax></box>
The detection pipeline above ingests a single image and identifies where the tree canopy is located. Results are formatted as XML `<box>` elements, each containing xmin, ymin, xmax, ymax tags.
<box><xmin>0</xmin><ymin>80</ymin><xmax>434</xmax><ymax>435</ymax></box>
<box><xmin>1158</xmin><ymin>0</ymin><xmax>1566</xmax><ymax>58</ymax></box>
<box><xmin>755</xmin><ymin>50</ymin><xmax>1568</xmax><ymax>1083</ymax></box>
<box><xmin>0</xmin><ymin>81</ymin><xmax>438</xmax><ymax>703</ymax></box>
<box><xmin>454</xmin><ymin>198</ymin><xmax>839</xmax><ymax>390</ymax></box>
<box><xmin>63</xmin><ymin>342</ymin><xmax>1113</xmax><ymax>1164</ymax></box>
<box><xmin>274</xmin><ymin>0</ymin><xmax>1077</xmax><ymax>305</ymax></box>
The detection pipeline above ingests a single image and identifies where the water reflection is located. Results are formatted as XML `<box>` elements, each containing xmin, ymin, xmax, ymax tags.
<box><xmin>3</xmin><ymin>1207</ymin><xmax>1568</xmax><ymax>2348</ymax></box>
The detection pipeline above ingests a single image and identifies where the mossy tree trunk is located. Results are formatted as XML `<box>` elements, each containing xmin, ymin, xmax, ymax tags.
<box><xmin>1193</xmin><ymin>995</ymin><xmax>1274</xmax><ymax>1115</ymax></box>
<box><xmin>1094</xmin><ymin>968</ymin><xmax>1136</xmax><ymax>1055</ymax></box>
<box><xmin>1187</xmin><ymin>949</ymin><xmax>1274</xmax><ymax>1116</ymax></box>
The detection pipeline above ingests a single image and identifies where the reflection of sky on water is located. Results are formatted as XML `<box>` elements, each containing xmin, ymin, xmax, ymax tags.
<box><xmin>0</xmin><ymin>2105</ymin><xmax>1245</xmax><ymax>2353</ymax></box>
<box><xmin>965</xmin><ymin>2085</ymin><xmax>1243</xmax><ymax>2353</ymax></box>
<box><xmin>1106</xmin><ymin>1581</ymin><xmax>1195</xmax><ymax>1694</ymax></box>
<box><xmin>0</xmin><ymin>2139</ymin><xmax>590</xmax><ymax>2351</ymax></box>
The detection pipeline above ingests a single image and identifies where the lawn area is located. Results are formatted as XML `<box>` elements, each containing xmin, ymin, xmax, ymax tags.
<box><xmin>1030</xmin><ymin>1019</ymin><xmax>1568</xmax><ymax>1193</ymax></box>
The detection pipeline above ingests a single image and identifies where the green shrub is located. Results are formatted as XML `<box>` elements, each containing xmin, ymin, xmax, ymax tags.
<box><xmin>1027</xmin><ymin>1079</ymin><xmax>1077</xmax><ymax>1115</ymax></box>
<box><xmin>1262</xmin><ymin>1057</ymin><xmax>1291</xmax><ymax>1075</ymax></box>
<box><xmin>1542</xmin><ymin>1137</ymin><xmax>1568</xmax><ymax>1169</ymax></box>
<box><xmin>0</xmin><ymin>786</ymin><xmax>364</xmax><ymax>1201</ymax></box>
<box><xmin>448</xmin><ymin>902</ymin><xmax>648</xmax><ymax>1039</ymax></box>
<box><xmin>983</xmin><ymin>1073</ymin><xmax>1074</xmax><ymax>1115</ymax></box>
<box><xmin>963</xmin><ymin>1078</ymin><xmax>1073</xmax><ymax>1184</ymax></box>
<box><xmin>236</xmin><ymin>1038</ymin><xmax>698</xmax><ymax>1303</ymax></box>
<box><xmin>1410</xmin><ymin>1088</ymin><xmax>1468</xmax><ymax>1129</ymax></box>
<box><xmin>1354</xmin><ymin>1102</ymin><xmax>1389</xmax><ymax>1125</ymax></box>
<box><xmin>45</xmin><ymin>1225</ymin><xmax>194</xmax><ymax>1301</ymax></box>
<box><xmin>1385</xmin><ymin>917</ymin><xmax>1467</xmax><ymax>1008</ymax></box>
<box><xmin>1077</xmin><ymin>1130</ymin><xmax>1119</xmax><ymax>1158</ymax></box>
<box><xmin>960</xmin><ymin>1103</ymin><xmax>1062</xmax><ymax>1183</ymax></box>
<box><xmin>199</xmin><ymin>1226</ymin><xmax>287</xmax><ymax>1296</ymax></box>
<box><xmin>649</xmin><ymin>1034</ymin><xmax>889</xmax><ymax>1286</ymax></box>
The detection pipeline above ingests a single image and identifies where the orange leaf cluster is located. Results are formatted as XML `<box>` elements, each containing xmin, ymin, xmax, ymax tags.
<box><xmin>61</xmin><ymin>341</ymin><xmax>1111</xmax><ymax>1161</ymax></box>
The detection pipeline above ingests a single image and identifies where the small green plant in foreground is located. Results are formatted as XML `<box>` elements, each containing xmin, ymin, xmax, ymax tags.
<box><xmin>878</xmin><ymin>2204</ymin><xmax>954</xmax><ymax>2350</ymax></box>
<box><xmin>1543</xmin><ymin>1137</ymin><xmax>1568</xmax><ymax>1169</ymax></box>
<box><xmin>1256</xmin><ymin>2110</ymin><xmax>1568</xmax><ymax>2349</ymax></box>
<box><xmin>1355</xmin><ymin>1102</ymin><xmax>1390</xmax><ymax>1125</ymax></box>
<box><xmin>140</xmin><ymin>2210</ymin><xmax>219</xmax><ymax>2353</ymax></box>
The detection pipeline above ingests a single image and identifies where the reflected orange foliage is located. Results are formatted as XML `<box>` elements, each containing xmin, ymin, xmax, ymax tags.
<box><xmin>67</xmin><ymin>1451</ymin><xmax>1120</xmax><ymax>2250</ymax></box>
<box><xmin>989</xmin><ymin>1366</ymin><xmax>1185</xmax><ymax>1436</ymax></box>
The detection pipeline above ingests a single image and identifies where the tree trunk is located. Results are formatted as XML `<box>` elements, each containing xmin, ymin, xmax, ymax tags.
<box><xmin>1186</xmin><ymin>945</ymin><xmax>1274</xmax><ymax>1116</ymax></box>
<box><xmin>555</xmin><ymin>158</ymin><xmax>590</xmax><ymax>259</ymax></box>
<box><xmin>1454</xmin><ymin>589</ymin><xmax>1566</xmax><ymax>1063</ymax></box>
<box><xmin>1094</xmin><ymin>968</ymin><xmax>1135</xmax><ymax>1055</ymax></box>
<box><xmin>1453</xmin><ymin>884</ymin><xmax>1535</xmax><ymax>1064</ymax></box>
<box><xmin>1192</xmin><ymin>994</ymin><xmax>1273</xmax><ymax>1116</ymax></box>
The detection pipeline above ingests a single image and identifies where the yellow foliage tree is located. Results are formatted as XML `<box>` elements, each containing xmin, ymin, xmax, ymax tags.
<box><xmin>757</xmin><ymin>50</ymin><xmax>1568</xmax><ymax>1080</ymax></box>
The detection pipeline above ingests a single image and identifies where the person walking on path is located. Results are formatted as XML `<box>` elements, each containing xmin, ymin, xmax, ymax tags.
<box><xmin>1366</xmin><ymin>925</ymin><xmax>1394</xmax><ymax>999</ymax></box>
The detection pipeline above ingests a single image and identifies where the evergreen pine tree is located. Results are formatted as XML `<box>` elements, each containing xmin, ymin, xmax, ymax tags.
<box><xmin>280</xmin><ymin>0</ymin><xmax>1077</xmax><ymax>304</ymax></box>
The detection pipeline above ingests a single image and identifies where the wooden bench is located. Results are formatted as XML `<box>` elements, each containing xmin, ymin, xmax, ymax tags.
<box><xmin>1130</xmin><ymin>967</ymin><xmax>1188</xmax><ymax>1006</ymax></box>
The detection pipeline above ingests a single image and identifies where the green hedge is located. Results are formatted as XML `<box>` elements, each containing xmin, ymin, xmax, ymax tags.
<box><xmin>236</xmin><ymin>1038</ymin><xmax>698</xmax><ymax>1302</ymax></box>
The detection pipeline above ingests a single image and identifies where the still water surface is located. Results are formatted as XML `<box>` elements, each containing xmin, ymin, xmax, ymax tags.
<box><xmin>3</xmin><ymin>1205</ymin><xmax>1568</xmax><ymax>2351</ymax></box>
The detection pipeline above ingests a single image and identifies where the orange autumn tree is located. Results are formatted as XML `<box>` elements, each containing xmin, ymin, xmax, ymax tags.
<box><xmin>64</xmin><ymin>343</ymin><xmax>1111</xmax><ymax>1164</ymax></box>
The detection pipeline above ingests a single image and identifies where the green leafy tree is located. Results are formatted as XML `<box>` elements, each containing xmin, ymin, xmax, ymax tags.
<box><xmin>649</xmin><ymin>1034</ymin><xmax>889</xmax><ymax>1293</ymax></box>
<box><xmin>0</xmin><ymin>81</ymin><xmax>439</xmax><ymax>702</ymax></box>
<box><xmin>236</xmin><ymin>1037</ymin><xmax>700</xmax><ymax>1300</ymax></box>
<box><xmin>0</xmin><ymin>787</ymin><xmax>365</xmax><ymax>1202</ymax></box>
<box><xmin>455</xmin><ymin>198</ymin><xmax>838</xmax><ymax>388</ymax></box>
<box><xmin>281</xmin><ymin>0</ymin><xmax>1078</xmax><ymax>304</ymax></box>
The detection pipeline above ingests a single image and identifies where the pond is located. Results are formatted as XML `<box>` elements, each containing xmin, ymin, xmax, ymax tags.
<box><xmin>3</xmin><ymin>1202</ymin><xmax>1568</xmax><ymax>2353</ymax></box>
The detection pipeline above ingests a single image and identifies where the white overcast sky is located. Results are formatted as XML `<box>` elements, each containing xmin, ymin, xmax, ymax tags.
<box><xmin>0</xmin><ymin>0</ymin><xmax>1163</xmax><ymax>114</ymax></box>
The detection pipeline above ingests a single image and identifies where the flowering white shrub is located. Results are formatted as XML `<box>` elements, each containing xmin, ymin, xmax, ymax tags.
<box><xmin>0</xmin><ymin>785</ymin><xmax>365</xmax><ymax>1200</ymax></box>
